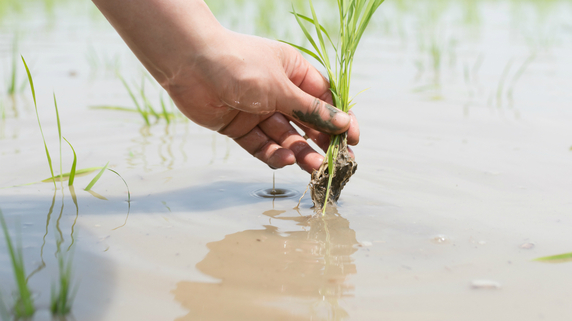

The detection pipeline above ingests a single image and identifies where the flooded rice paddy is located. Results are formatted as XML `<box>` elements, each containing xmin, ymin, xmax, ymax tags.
<box><xmin>1</xmin><ymin>0</ymin><xmax>572</xmax><ymax>320</ymax></box>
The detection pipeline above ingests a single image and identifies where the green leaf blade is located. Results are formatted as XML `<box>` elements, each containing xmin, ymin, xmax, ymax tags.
<box><xmin>278</xmin><ymin>40</ymin><xmax>325</xmax><ymax>67</ymax></box>
<box><xmin>85</xmin><ymin>162</ymin><xmax>110</xmax><ymax>191</ymax></box>
<box><xmin>63</xmin><ymin>137</ymin><xmax>77</xmax><ymax>186</ymax></box>
<box><xmin>22</xmin><ymin>56</ymin><xmax>56</xmax><ymax>189</ymax></box>
<box><xmin>535</xmin><ymin>252</ymin><xmax>572</xmax><ymax>263</ymax></box>
<box><xmin>118</xmin><ymin>74</ymin><xmax>150</xmax><ymax>126</ymax></box>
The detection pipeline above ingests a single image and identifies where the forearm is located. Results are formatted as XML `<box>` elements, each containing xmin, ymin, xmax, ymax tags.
<box><xmin>92</xmin><ymin>0</ymin><xmax>224</xmax><ymax>87</ymax></box>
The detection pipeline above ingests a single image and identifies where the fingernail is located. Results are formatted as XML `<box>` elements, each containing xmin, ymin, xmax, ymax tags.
<box><xmin>328</xmin><ymin>106</ymin><xmax>350</xmax><ymax>128</ymax></box>
<box><xmin>267</xmin><ymin>153</ymin><xmax>282</xmax><ymax>169</ymax></box>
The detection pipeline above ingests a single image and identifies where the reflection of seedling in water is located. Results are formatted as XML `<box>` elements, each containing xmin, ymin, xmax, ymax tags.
<box><xmin>284</xmin><ymin>0</ymin><xmax>384</xmax><ymax>213</ymax></box>
<box><xmin>463</xmin><ymin>53</ymin><xmax>484</xmax><ymax>98</ymax></box>
<box><xmin>0</xmin><ymin>209</ymin><xmax>35</xmax><ymax>318</ymax></box>
<box><xmin>491</xmin><ymin>55</ymin><xmax>535</xmax><ymax>109</ymax></box>
<box><xmin>506</xmin><ymin>54</ymin><xmax>535</xmax><ymax>106</ymax></box>
<box><xmin>495</xmin><ymin>58</ymin><xmax>514</xmax><ymax>108</ymax></box>
<box><xmin>1</xmin><ymin>211</ymin><xmax>80</xmax><ymax>319</ymax></box>
<box><xmin>50</xmin><ymin>237</ymin><xmax>78</xmax><ymax>317</ymax></box>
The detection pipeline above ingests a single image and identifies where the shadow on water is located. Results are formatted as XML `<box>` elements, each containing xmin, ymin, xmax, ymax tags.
<box><xmin>0</xmin><ymin>185</ymin><xmax>118</xmax><ymax>321</ymax></box>
<box><xmin>173</xmin><ymin>208</ymin><xmax>358</xmax><ymax>321</ymax></box>
<box><xmin>13</xmin><ymin>180</ymin><xmax>300</xmax><ymax>215</ymax></box>
<box><xmin>0</xmin><ymin>197</ymin><xmax>115</xmax><ymax>321</ymax></box>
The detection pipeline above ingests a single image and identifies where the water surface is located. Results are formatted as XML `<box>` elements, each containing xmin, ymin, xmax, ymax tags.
<box><xmin>1</xmin><ymin>1</ymin><xmax>572</xmax><ymax>320</ymax></box>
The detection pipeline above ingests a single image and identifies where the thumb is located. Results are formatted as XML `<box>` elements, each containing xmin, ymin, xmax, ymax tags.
<box><xmin>277</xmin><ymin>84</ymin><xmax>351</xmax><ymax>135</ymax></box>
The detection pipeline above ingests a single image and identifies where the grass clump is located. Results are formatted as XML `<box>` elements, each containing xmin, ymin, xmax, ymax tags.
<box><xmin>284</xmin><ymin>0</ymin><xmax>384</xmax><ymax>213</ymax></box>
<box><xmin>0</xmin><ymin>209</ymin><xmax>35</xmax><ymax>318</ymax></box>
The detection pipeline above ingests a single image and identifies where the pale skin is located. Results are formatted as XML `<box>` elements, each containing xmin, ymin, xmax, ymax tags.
<box><xmin>92</xmin><ymin>0</ymin><xmax>359</xmax><ymax>173</ymax></box>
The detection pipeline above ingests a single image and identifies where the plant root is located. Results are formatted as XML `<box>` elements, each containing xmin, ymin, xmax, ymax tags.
<box><xmin>310</xmin><ymin>140</ymin><xmax>357</xmax><ymax>210</ymax></box>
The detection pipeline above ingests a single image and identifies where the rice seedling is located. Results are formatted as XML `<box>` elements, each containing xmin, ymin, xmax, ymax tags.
<box><xmin>7</xmin><ymin>36</ymin><xmax>18</xmax><ymax>96</ymax></box>
<box><xmin>0</xmin><ymin>208</ymin><xmax>35</xmax><ymax>318</ymax></box>
<box><xmin>89</xmin><ymin>105</ymin><xmax>181</xmax><ymax>121</ymax></box>
<box><xmin>96</xmin><ymin>73</ymin><xmax>182</xmax><ymax>125</ymax></box>
<box><xmin>107</xmin><ymin>168</ymin><xmax>131</xmax><ymax>203</ymax></box>
<box><xmin>22</xmin><ymin>55</ymin><xmax>57</xmax><ymax>190</ymax></box>
<box><xmin>534</xmin><ymin>252</ymin><xmax>572</xmax><ymax>263</ymax></box>
<box><xmin>0</xmin><ymin>167</ymin><xmax>102</xmax><ymax>189</ymax></box>
<box><xmin>54</xmin><ymin>93</ymin><xmax>64</xmax><ymax>187</ymax></box>
<box><xmin>63</xmin><ymin>137</ymin><xmax>77</xmax><ymax>186</ymax></box>
<box><xmin>159</xmin><ymin>91</ymin><xmax>171</xmax><ymax>124</ymax></box>
<box><xmin>139</xmin><ymin>76</ymin><xmax>161</xmax><ymax>120</ymax></box>
<box><xmin>284</xmin><ymin>0</ymin><xmax>384</xmax><ymax>213</ymax></box>
<box><xmin>22</xmin><ymin>55</ymin><xmax>116</xmax><ymax>192</ymax></box>
<box><xmin>118</xmin><ymin>73</ymin><xmax>149</xmax><ymax>125</ymax></box>
<box><xmin>84</xmin><ymin>162</ymin><xmax>131</xmax><ymax>205</ymax></box>
<box><xmin>50</xmin><ymin>239</ymin><xmax>78</xmax><ymax>316</ymax></box>
<box><xmin>84</xmin><ymin>161</ymin><xmax>109</xmax><ymax>191</ymax></box>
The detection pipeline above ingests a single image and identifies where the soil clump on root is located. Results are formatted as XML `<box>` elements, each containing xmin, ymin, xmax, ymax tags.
<box><xmin>310</xmin><ymin>139</ymin><xmax>357</xmax><ymax>210</ymax></box>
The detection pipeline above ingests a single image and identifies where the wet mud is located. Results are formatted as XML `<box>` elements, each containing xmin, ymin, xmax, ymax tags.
<box><xmin>310</xmin><ymin>136</ymin><xmax>357</xmax><ymax>209</ymax></box>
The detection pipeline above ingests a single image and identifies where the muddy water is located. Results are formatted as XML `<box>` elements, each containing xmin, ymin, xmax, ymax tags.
<box><xmin>1</xmin><ymin>0</ymin><xmax>572</xmax><ymax>320</ymax></box>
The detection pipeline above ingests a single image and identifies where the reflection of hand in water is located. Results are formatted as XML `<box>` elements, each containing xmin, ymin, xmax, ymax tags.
<box><xmin>173</xmin><ymin>209</ymin><xmax>358</xmax><ymax>321</ymax></box>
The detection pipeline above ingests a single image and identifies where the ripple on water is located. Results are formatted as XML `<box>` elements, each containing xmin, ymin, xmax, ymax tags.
<box><xmin>251</xmin><ymin>188</ymin><xmax>298</xmax><ymax>199</ymax></box>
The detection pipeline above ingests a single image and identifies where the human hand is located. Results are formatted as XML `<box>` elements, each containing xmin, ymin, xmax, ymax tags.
<box><xmin>92</xmin><ymin>0</ymin><xmax>359</xmax><ymax>173</ymax></box>
<box><xmin>165</xmin><ymin>29</ymin><xmax>360</xmax><ymax>173</ymax></box>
